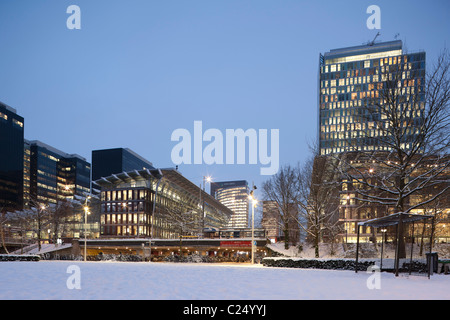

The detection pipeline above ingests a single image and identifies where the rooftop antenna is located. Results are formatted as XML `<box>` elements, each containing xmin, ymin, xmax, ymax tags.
<box><xmin>367</xmin><ymin>32</ymin><xmax>381</xmax><ymax>46</ymax></box>
<box><xmin>394</xmin><ymin>33</ymin><xmax>400</xmax><ymax>40</ymax></box>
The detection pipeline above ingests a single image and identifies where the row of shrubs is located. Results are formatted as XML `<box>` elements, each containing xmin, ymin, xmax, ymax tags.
<box><xmin>401</xmin><ymin>261</ymin><xmax>428</xmax><ymax>273</ymax></box>
<box><xmin>262</xmin><ymin>258</ymin><xmax>432</xmax><ymax>273</ymax></box>
<box><xmin>262</xmin><ymin>257</ymin><xmax>376</xmax><ymax>271</ymax></box>
<box><xmin>0</xmin><ymin>254</ymin><xmax>40</xmax><ymax>262</ymax></box>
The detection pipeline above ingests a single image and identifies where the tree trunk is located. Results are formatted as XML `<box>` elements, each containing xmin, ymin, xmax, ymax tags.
<box><xmin>37</xmin><ymin>216</ymin><xmax>42</xmax><ymax>252</ymax></box>
<box><xmin>419</xmin><ymin>221</ymin><xmax>426</xmax><ymax>256</ymax></box>
<box><xmin>397</xmin><ymin>218</ymin><xmax>406</xmax><ymax>259</ymax></box>
<box><xmin>0</xmin><ymin>226</ymin><xmax>9</xmax><ymax>254</ymax></box>
<box><xmin>314</xmin><ymin>230</ymin><xmax>320</xmax><ymax>258</ymax></box>
<box><xmin>284</xmin><ymin>221</ymin><xmax>290</xmax><ymax>249</ymax></box>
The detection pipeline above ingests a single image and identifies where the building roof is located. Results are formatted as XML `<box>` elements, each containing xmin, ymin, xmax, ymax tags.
<box><xmin>92</xmin><ymin>147</ymin><xmax>154</xmax><ymax>168</ymax></box>
<box><xmin>93</xmin><ymin>168</ymin><xmax>233</xmax><ymax>217</ymax></box>
<box><xmin>324</xmin><ymin>40</ymin><xmax>403</xmax><ymax>60</ymax></box>
<box><xmin>358</xmin><ymin>212</ymin><xmax>433</xmax><ymax>228</ymax></box>
<box><xmin>0</xmin><ymin>101</ymin><xmax>17</xmax><ymax>114</ymax></box>
<box><xmin>28</xmin><ymin>140</ymin><xmax>87</xmax><ymax>161</ymax></box>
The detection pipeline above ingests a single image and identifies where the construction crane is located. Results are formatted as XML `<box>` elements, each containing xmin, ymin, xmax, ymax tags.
<box><xmin>367</xmin><ymin>32</ymin><xmax>381</xmax><ymax>46</ymax></box>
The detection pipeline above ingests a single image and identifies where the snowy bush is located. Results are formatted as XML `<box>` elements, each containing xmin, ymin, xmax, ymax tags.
<box><xmin>401</xmin><ymin>261</ymin><xmax>428</xmax><ymax>273</ymax></box>
<box><xmin>0</xmin><ymin>254</ymin><xmax>40</xmax><ymax>262</ymax></box>
<box><xmin>262</xmin><ymin>257</ymin><xmax>376</xmax><ymax>271</ymax></box>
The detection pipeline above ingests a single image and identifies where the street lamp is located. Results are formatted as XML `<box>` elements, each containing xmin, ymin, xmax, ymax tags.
<box><xmin>248</xmin><ymin>184</ymin><xmax>257</xmax><ymax>264</ymax></box>
<box><xmin>380</xmin><ymin>228</ymin><xmax>387</xmax><ymax>270</ymax></box>
<box><xmin>83</xmin><ymin>197</ymin><xmax>91</xmax><ymax>262</ymax></box>
<box><xmin>201</xmin><ymin>175</ymin><xmax>212</xmax><ymax>235</ymax></box>
<box><xmin>37</xmin><ymin>204</ymin><xmax>47</xmax><ymax>252</ymax></box>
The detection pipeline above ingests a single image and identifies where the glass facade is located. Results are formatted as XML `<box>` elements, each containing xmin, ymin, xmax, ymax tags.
<box><xmin>97</xmin><ymin>169</ymin><xmax>233</xmax><ymax>239</ymax></box>
<box><xmin>211</xmin><ymin>181</ymin><xmax>249</xmax><ymax>228</ymax></box>
<box><xmin>0</xmin><ymin>102</ymin><xmax>24</xmax><ymax>210</ymax></box>
<box><xmin>318</xmin><ymin>41</ymin><xmax>426</xmax><ymax>155</ymax></box>
<box><xmin>28</xmin><ymin>140</ymin><xmax>91</xmax><ymax>204</ymax></box>
<box><xmin>100</xmin><ymin>187</ymin><xmax>153</xmax><ymax>237</ymax></box>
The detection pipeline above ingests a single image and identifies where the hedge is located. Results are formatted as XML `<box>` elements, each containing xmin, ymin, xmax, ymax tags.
<box><xmin>0</xmin><ymin>254</ymin><xmax>40</xmax><ymax>262</ymax></box>
<box><xmin>262</xmin><ymin>257</ymin><xmax>376</xmax><ymax>271</ymax></box>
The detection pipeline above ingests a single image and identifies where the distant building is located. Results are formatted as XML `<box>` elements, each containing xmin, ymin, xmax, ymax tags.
<box><xmin>262</xmin><ymin>200</ymin><xmax>303</xmax><ymax>244</ymax></box>
<box><xmin>0</xmin><ymin>102</ymin><xmax>24</xmax><ymax>211</ymax></box>
<box><xmin>210</xmin><ymin>180</ymin><xmax>249</xmax><ymax>228</ymax></box>
<box><xmin>261</xmin><ymin>201</ymin><xmax>281</xmax><ymax>243</ymax></box>
<box><xmin>92</xmin><ymin>148</ymin><xmax>154</xmax><ymax>181</ymax></box>
<box><xmin>27</xmin><ymin>140</ymin><xmax>91</xmax><ymax>204</ymax></box>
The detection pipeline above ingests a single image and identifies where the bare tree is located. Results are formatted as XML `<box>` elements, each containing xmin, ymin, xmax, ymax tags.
<box><xmin>262</xmin><ymin>164</ymin><xmax>301</xmax><ymax>250</ymax></box>
<box><xmin>4</xmin><ymin>208</ymin><xmax>35</xmax><ymax>254</ymax></box>
<box><xmin>0</xmin><ymin>207</ymin><xmax>9</xmax><ymax>254</ymax></box>
<box><xmin>46</xmin><ymin>199</ymin><xmax>75</xmax><ymax>244</ymax></box>
<box><xmin>418</xmin><ymin>196</ymin><xmax>449</xmax><ymax>255</ymax></box>
<box><xmin>337</xmin><ymin>50</ymin><xmax>450</xmax><ymax>258</ymax></box>
<box><xmin>24</xmin><ymin>196</ymin><xmax>52</xmax><ymax>252</ymax></box>
<box><xmin>161</xmin><ymin>190</ymin><xmax>201</xmax><ymax>256</ymax></box>
<box><xmin>296</xmin><ymin>155</ymin><xmax>341</xmax><ymax>258</ymax></box>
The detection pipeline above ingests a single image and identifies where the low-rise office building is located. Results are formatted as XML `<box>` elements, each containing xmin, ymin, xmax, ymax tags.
<box><xmin>94</xmin><ymin>168</ymin><xmax>233</xmax><ymax>239</ymax></box>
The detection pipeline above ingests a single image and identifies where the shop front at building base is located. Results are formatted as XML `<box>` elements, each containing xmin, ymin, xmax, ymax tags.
<box><xmin>72</xmin><ymin>238</ymin><xmax>268</xmax><ymax>262</ymax></box>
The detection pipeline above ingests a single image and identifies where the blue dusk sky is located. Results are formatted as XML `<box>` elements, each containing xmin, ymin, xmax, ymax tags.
<box><xmin>1</xmin><ymin>0</ymin><xmax>449</xmax><ymax>198</ymax></box>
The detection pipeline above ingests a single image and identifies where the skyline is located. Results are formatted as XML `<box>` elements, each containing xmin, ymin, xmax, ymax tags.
<box><xmin>1</xmin><ymin>0</ymin><xmax>449</xmax><ymax>199</ymax></box>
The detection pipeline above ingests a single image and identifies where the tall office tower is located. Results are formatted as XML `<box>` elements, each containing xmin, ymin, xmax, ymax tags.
<box><xmin>92</xmin><ymin>148</ymin><xmax>154</xmax><ymax>181</ymax></box>
<box><xmin>210</xmin><ymin>180</ymin><xmax>249</xmax><ymax>228</ymax></box>
<box><xmin>318</xmin><ymin>40</ymin><xmax>425</xmax><ymax>155</ymax></box>
<box><xmin>0</xmin><ymin>102</ymin><xmax>24</xmax><ymax>211</ymax></box>
<box><xmin>28</xmin><ymin>140</ymin><xmax>91</xmax><ymax>204</ymax></box>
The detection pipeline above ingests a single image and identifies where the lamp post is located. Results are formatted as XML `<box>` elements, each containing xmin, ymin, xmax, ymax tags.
<box><xmin>248</xmin><ymin>184</ymin><xmax>257</xmax><ymax>264</ymax></box>
<box><xmin>380</xmin><ymin>228</ymin><xmax>387</xmax><ymax>270</ymax></box>
<box><xmin>83</xmin><ymin>196</ymin><xmax>91</xmax><ymax>262</ymax></box>
<box><xmin>201</xmin><ymin>176</ymin><xmax>211</xmax><ymax>234</ymax></box>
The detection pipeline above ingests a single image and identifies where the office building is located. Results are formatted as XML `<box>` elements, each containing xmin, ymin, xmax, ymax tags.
<box><xmin>28</xmin><ymin>140</ymin><xmax>91</xmax><ymax>204</ymax></box>
<box><xmin>261</xmin><ymin>200</ymin><xmax>303</xmax><ymax>245</ymax></box>
<box><xmin>92</xmin><ymin>148</ymin><xmax>154</xmax><ymax>181</ymax></box>
<box><xmin>210</xmin><ymin>180</ymin><xmax>249</xmax><ymax>228</ymax></box>
<box><xmin>95</xmin><ymin>168</ymin><xmax>233</xmax><ymax>238</ymax></box>
<box><xmin>261</xmin><ymin>201</ymin><xmax>281</xmax><ymax>243</ymax></box>
<box><xmin>318</xmin><ymin>40</ymin><xmax>425</xmax><ymax>155</ymax></box>
<box><xmin>0</xmin><ymin>102</ymin><xmax>24</xmax><ymax>211</ymax></box>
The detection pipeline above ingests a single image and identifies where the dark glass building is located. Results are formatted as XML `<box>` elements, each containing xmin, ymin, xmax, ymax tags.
<box><xmin>0</xmin><ymin>102</ymin><xmax>24</xmax><ymax>210</ymax></box>
<box><xmin>92</xmin><ymin>148</ymin><xmax>154</xmax><ymax>181</ymax></box>
<box><xmin>28</xmin><ymin>140</ymin><xmax>91</xmax><ymax>204</ymax></box>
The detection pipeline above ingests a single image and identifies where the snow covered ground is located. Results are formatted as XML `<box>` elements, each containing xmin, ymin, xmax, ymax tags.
<box><xmin>0</xmin><ymin>261</ymin><xmax>448</xmax><ymax>300</ymax></box>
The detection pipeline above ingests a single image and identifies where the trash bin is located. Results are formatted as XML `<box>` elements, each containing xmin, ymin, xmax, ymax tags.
<box><xmin>426</xmin><ymin>252</ymin><xmax>439</xmax><ymax>275</ymax></box>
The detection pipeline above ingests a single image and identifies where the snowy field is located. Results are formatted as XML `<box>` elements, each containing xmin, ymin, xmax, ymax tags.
<box><xmin>0</xmin><ymin>261</ymin><xmax>449</xmax><ymax>300</ymax></box>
